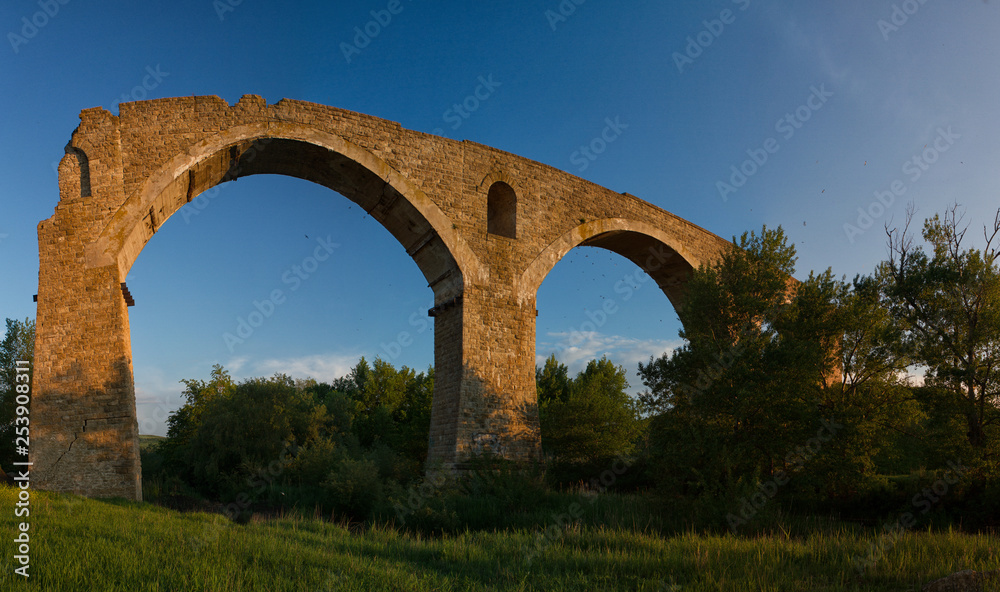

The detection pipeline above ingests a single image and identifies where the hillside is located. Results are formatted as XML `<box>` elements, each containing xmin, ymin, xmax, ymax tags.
<box><xmin>138</xmin><ymin>434</ymin><xmax>166</xmax><ymax>452</ymax></box>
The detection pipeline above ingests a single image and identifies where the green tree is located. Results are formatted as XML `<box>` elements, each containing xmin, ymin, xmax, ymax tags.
<box><xmin>639</xmin><ymin>225</ymin><xmax>926</xmax><ymax>503</ymax></box>
<box><xmin>638</xmin><ymin>226</ymin><xmax>811</xmax><ymax>495</ymax></box>
<box><xmin>347</xmin><ymin>357</ymin><xmax>425</xmax><ymax>451</ymax></box>
<box><xmin>179</xmin><ymin>373</ymin><xmax>336</xmax><ymax>497</ymax></box>
<box><xmin>826</xmin><ymin>274</ymin><xmax>920</xmax><ymax>480</ymax></box>
<box><xmin>356</xmin><ymin>357</ymin><xmax>414</xmax><ymax>415</ymax></box>
<box><xmin>0</xmin><ymin>318</ymin><xmax>35</xmax><ymax>468</ymax></box>
<box><xmin>778</xmin><ymin>270</ymin><xmax>918</xmax><ymax>498</ymax></box>
<box><xmin>880</xmin><ymin>205</ymin><xmax>1000</xmax><ymax>451</ymax></box>
<box><xmin>160</xmin><ymin>363</ymin><xmax>236</xmax><ymax>475</ymax></box>
<box><xmin>154</xmin><ymin>359</ymin><xmax>434</xmax><ymax>515</ymax></box>
<box><xmin>394</xmin><ymin>366</ymin><xmax>434</xmax><ymax>464</ymax></box>
<box><xmin>314</xmin><ymin>357</ymin><xmax>434</xmax><ymax>467</ymax></box>
<box><xmin>536</xmin><ymin>354</ymin><xmax>570</xmax><ymax>406</ymax></box>
<box><xmin>540</xmin><ymin>357</ymin><xmax>642</xmax><ymax>465</ymax></box>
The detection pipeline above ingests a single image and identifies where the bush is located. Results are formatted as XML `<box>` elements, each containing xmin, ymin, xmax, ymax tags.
<box><xmin>322</xmin><ymin>457</ymin><xmax>385</xmax><ymax>520</ymax></box>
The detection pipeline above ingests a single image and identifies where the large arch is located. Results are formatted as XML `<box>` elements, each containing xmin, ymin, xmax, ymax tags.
<box><xmin>88</xmin><ymin>122</ymin><xmax>483</xmax><ymax>291</ymax></box>
<box><xmin>33</xmin><ymin>95</ymin><xmax>735</xmax><ymax>499</ymax></box>
<box><xmin>33</xmin><ymin>114</ymin><xmax>481</xmax><ymax>500</ymax></box>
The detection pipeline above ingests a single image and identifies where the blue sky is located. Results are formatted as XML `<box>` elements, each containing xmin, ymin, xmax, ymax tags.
<box><xmin>2</xmin><ymin>0</ymin><xmax>998</xmax><ymax>435</ymax></box>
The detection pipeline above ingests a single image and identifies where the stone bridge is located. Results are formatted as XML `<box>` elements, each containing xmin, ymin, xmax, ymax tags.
<box><xmin>33</xmin><ymin>95</ymin><xmax>731</xmax><ymax>500</ymax></box>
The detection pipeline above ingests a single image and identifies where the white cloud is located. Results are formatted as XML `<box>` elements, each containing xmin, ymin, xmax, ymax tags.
<box><xmin>243</xmin><ymin>352</ymin><xmax>361</xmax><ymax>383</ymax></box>
<box><xmin>135</xmin><ymin>337</ymin><xmax>680</xmax><ymax>436</ymax></box>
<box><xmin>225</xmin><ymin>356</ymin><xmax>249</xmax><ymax>374</ymax></box>
<box><xmin>131</xmin><ymin>353</ymin><xmax>362</xmax><ymax>436</ymax></box>
<box><xmin>133</xmin><ymin>364</ymin><xmax>187</xmax><ymax>437</ymax></box>
<box><xmin>537</xmin><ymin>331</ymin><xmax>683</xmax><ymax>391</ymax></box>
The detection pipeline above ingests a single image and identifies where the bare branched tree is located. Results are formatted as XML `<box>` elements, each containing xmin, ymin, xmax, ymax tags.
<box><xmin>880</xmin><ymin>203</ymin><xmax>1000</xmax><ymax>448</ymax></box>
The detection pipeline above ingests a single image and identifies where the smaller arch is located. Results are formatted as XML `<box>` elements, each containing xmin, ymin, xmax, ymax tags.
<box><xmin>487</xmin><ymin>181</ymin><xmax>517</xmax><ymax>239</ymax></box>
<box><xmin>57</xmin><ymin>145</ymin><xmax>92</xmax><ymax>199</ymax></box>
<box><xmin>518</xmin><ymin>218</ymin><xmax>705</xmax><ymax>307</ymax></box>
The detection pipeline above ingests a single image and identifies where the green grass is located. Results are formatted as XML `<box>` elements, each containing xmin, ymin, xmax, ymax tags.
<box><xmin>1</xmin><ymin>485</ymin><xmax>997</xmax><ymax>591</ymax></box>
<box><xmin>138</xmin><ymin>435</ymin><xmax>166</xmax><ymax>452</ymax></box>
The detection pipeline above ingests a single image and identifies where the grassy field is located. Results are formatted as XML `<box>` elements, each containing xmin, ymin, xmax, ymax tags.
<box><xmin>0</xmin><ymin>485</ymin><xmax>997</xmax><ymax>591</ymax></box>
<box><xmin>138</xmin><ymin>435</ymin><xmax>166</xmax><ymax>452</ymax></box>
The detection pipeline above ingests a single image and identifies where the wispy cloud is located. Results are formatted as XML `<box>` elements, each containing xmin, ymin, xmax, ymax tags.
<box><xmin>901</xmin><ymin>365</ymin><xmax>926</xmax><ymax>387</ymax></box>
<box><xmin>134</xmin><ymin>365</ymin><xmax>187</xmax><ymax>437</ymax></box>
<box><xmin>766</xmin><ymin>8</ymin><xmax>856</xmax><ymax>89</ymax></box>
<box><xmin>135</xmin><ymin>338</ymin><xmax>680</xmax><ymax>435</ymax></box>
<box><xmin>537</xmin><ymin>331</ymin><xmax>682</xmax><ymax>388</ymax></box>
<box><xmin>238</xmin><ymin>352</ymin><xmax>362</xmax><ymax>383</ymax></box>
<box><xmin>226</xmin><ymin>356</ymin><xmax>249</xmax><ymax>374</ymax></box>
<box><xmin>132</xmin><ymin>353</ymin><xmax>363</xmax><ymax>435</ymax></box>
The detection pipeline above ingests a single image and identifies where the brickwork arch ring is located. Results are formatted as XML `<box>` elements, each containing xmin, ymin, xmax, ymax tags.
<box><xmin>517</xmin><ymin>218</ymin><xmax>704</xmax><ymax>309</ymax></box>
<box><xmin>87</xmin><ymin>122</ymin><xmax>486</xmax><ymax>294</ymax></box>
<box><xmin>477</xmin><ymin>168</ymin><xmax>524</xmax><ymax>196</ymax></box>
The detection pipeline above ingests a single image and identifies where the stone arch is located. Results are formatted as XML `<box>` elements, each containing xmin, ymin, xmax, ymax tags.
<box><xmin>486</xmin><ymin>182</ymin><xmax>517</xmax><ymax>238</ymax></box>
<box><xmin>479</xmin><ymin>168</ymin><xmax>523</xmax><ymax>240</ymax></box>
<box><xmin>510</xmin><ymin>218</ymin><xmax>714</xmax><ymax>467</ymax></box>
<box><xmin>34</xmin><ymin>119</ymin><xmax>485</xmax><ymax>500</ymax></box>
<box><xmin>88</xmin><ymin>122</ymin><xmax>484</xmax><ymax>297</ymax></box>
<box><xmin>477</xmin><ymin>167</ymin><xmax>521</xmax><ymax>193</ymax></box>
<box><xmin>63</xmin><ymin>144</ymin><xmax>92</xmax><ymax>198</ymax></box>
<box><xmin>519</xmin><ymin>218</ymin><xmax>705</xmax><ymax>309</ymax></box>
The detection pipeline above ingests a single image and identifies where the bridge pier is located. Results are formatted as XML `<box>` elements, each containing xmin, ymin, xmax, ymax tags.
<box><xmin>33</xmin><ymin>220</ymin><xmax>143</xmax><ymax>500</ymax></box>
<box><xmin>427</xmin><ymin>283</ymin><xmax>542</xmax><ymax>469</ymax></box>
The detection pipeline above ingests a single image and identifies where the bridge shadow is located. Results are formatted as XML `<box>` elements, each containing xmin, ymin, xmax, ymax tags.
<box><xmin>448</xmin><ymin>364</ymin><xmax>541</xmax><ymax>471</ymax></box>
<box><xmin>37</xmin><ymin>356</ymin><xmax>140</xmax><ymax>498</ymax></box>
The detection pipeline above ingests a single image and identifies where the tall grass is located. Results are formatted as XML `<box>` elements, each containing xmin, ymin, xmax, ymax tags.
<box><xmin>1</xmin><ymin>485</ymin><xmax>997</xmax><ymax>591</ymax></box>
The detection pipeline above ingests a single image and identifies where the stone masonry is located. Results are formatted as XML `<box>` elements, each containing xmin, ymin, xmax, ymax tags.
<box><xmin>33</xmin><ymin>95</ymin><xmax>732</xmax><ymax>500</ymax></box>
